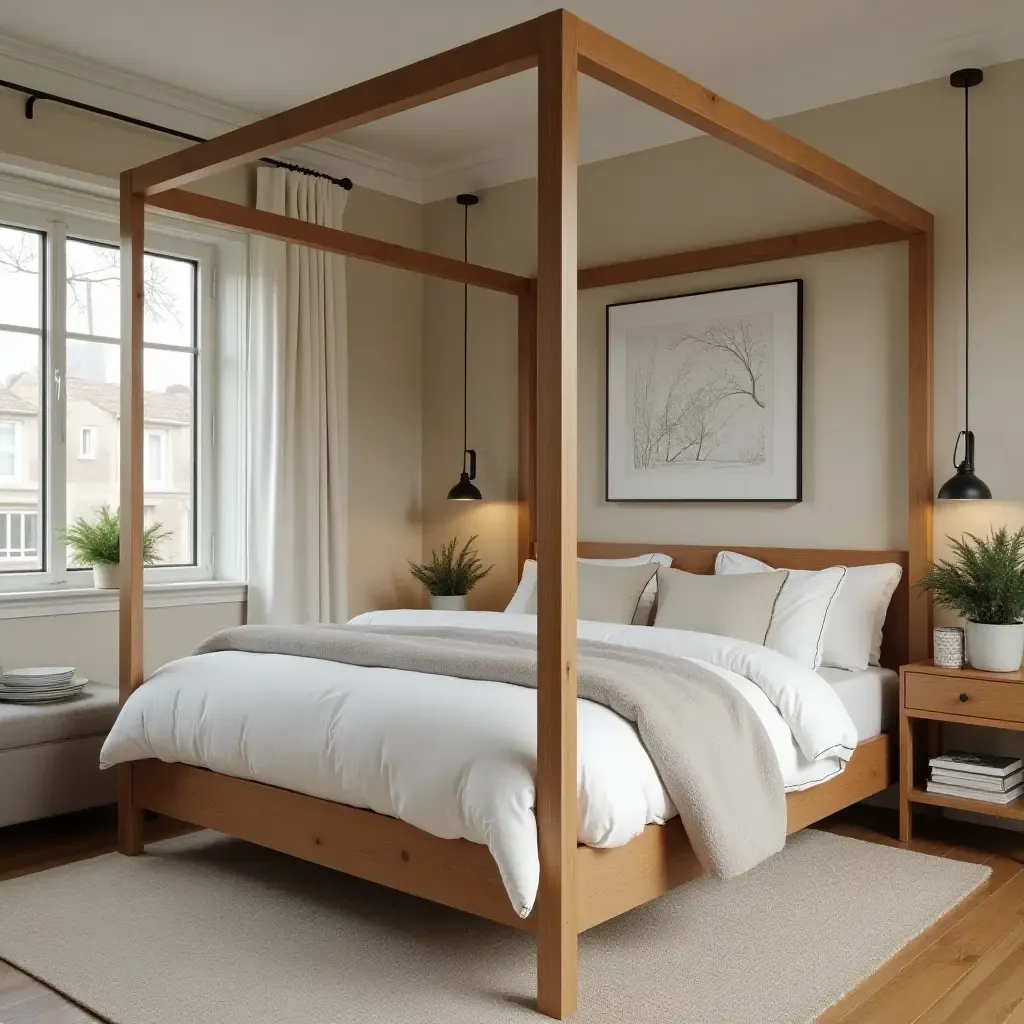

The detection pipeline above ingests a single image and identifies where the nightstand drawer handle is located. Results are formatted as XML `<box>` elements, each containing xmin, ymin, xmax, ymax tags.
<box><xmin>959</xmin><ymin>693</ymin><xmax>969</xmax><ymax>703</ymax></box>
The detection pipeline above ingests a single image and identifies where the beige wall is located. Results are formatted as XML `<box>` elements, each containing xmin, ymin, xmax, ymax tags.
<box><xmin>422</xmin><ymin>58</ymin><xmax>1024</xmax><ymax>609</ymax></box>
<box><xmin>0</xmin><ymin>90</ymin><xmax>424</xmax><ymax>669</ymax></box>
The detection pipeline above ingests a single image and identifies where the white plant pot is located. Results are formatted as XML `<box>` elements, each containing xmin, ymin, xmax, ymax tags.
<box><xmin>92</xmin><ymin>564</ymin><xmax>120</xmax><ymax>590</ymax></box>
<box><xmin>430</xmin><ymin>595</ymin><xmax>467</xmax><ymax>612</ymax></box>
<box><xmin>965</xmin><ymin>621</ymin><xmax>1024</xmax><ymax>673</ymax></box>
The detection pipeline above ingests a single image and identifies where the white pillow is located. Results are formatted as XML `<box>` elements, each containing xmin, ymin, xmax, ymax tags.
<box><xmin>505</xmin><ymin>553</ymin><xmax>672</xmax><ymax>626</ymax></box>
<box><xmin>715</xmin><ymin>551</ymin><xmax>902</xmax><ymax>671</ymax></box>
<box><xmin>714</xmin><ymin>551</ymin><xmax>846</xmax><ymax>669</ymax></box>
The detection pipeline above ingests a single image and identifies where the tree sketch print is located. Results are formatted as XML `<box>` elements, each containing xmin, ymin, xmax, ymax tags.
<box><xmin>629</xmin><ymin>311</ymin><xmax>773</xmax><ymax>471</ymax></box>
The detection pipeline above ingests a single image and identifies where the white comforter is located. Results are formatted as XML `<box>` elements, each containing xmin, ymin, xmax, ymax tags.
<box><xmin>100</xmin><ymin>611</ymin><xmax>857</xmax><ymax>916</ymax></box>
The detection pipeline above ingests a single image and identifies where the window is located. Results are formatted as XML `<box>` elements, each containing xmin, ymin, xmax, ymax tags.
<box><xmin>0</xmin><ymin>420</ymin><xmax>22</xmax><ymax>479</ymax></box>
<box><xmin>78</xmin><ymin>426</ymin><xmax>96</xmax><ymax>460</ymax></box>
<box><xmin>65</xmin><ymin>239</ymin><xmax>197</xmax><ymax>568</ymax></box>
<box><xmin>0</xmin><ymin>224</ymin><xmax>43</xmax><ymax>570</ymax></box>
<box><xmin>0</xmin><ymin>180</ymin><xmax>240</xmax><ymax>591</ymax></box>
<box><xmin>0</xmin><ymin>510</ymin><xmax>39</xmax><ymax>564</ymax></box>
<box><xmin>145</xmin><ymin>430</ymin><xmax>167</xmax><ymax>487</ymax></box>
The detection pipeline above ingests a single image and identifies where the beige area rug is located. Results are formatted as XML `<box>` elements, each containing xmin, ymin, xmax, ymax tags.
<box><xmin>0</xmin><ymin>829</ymin><xmax>989</xmax><ymax>1024</ymax></box>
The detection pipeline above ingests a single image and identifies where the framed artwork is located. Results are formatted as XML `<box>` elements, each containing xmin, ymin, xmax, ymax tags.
<box><xmin>606</xmin><ymin>279</ymin><xmax>802</xmax><ymax>502</ymax></box>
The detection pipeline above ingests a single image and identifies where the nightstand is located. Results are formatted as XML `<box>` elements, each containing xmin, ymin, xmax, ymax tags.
<box><xmin>900</xmin><ymin>660</ymin><xmax>1024</xmax><ymax>842</ymax></box>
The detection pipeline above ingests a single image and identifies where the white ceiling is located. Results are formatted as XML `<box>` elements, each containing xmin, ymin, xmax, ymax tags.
<box><xmin>1</xmin><ymin>0</ymin><xmax>1023</xmax><ymax>201</ymax></box>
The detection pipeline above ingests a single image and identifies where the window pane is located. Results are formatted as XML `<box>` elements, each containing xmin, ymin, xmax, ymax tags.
<box><xmin>0</xmin><ymin>225</ymin><xmax>43</xmax><ymax>572</ymax></box>
<box><xmin>0</xmin><ymin>226</ymin><xmax>42</xmax><ymax>329</ymax></box>
<box><xmin>66</xmin><ymin>343</ymin><xmax>194</xmax><ymax>567</ymax></box>
<box><xmin>66</xmin><ymin>240</ymin><xmax>120</xmax><ymax>337</ymax></box>
<box><xmin>66</xmin><ymin>240</ymin><xmax>195</xmax><ymax>347</ymax></box>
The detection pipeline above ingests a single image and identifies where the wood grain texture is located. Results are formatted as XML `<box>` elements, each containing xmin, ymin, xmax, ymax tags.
<box><xmin>129</xmin><ymin>18</ymin><xmax>542</xmax><ymax>194</ymax></box>
<box><xmin>147</xmin><ymin>190</ymin><xmax>530</xmax><ymax>296</ymax></box>
<box><xmin>517</xmin><ymin>284</ymin><xmax>537</xmax><ymax>571</ymax></box>
<box><xmin>576</xmin><ymin>19</ymin><xmax>931</xmax><ymax>234</ymax></box>
<box><xmin>133</xmin><ymin>761</ymin><xmax>528</xmax><ymax>930</ymax></box>
<box><xmin>118</xmin><ymin>172</ymin><xmax>145</xmax><ymax>857</ymax></box>
<box><xmin>534</xmin><ymin>10</ymin><xmax>580</xmax><ymax>1018</ymax></box>
<box><xmin>118</xmin><ymin>172</ymin><xmax>145</xmax><ymax>705</ymax></box>
<box><xmin>577</xmin><ymin>542</ymin><xmax>910</xmax><ymax>670</ymax></box>
<box><xmin>905</xmin><ymin>673</ymin><xmax>1024</xmax><ymax>725</ymax></box>
<box><xmin>575</xmin><ymin>819</ymin><xmax>703</xmax><ymax>932</ymax></box>
<box><xmin>901</xmin><ymin>661</ymin><xmax>1024</xmax><ymax>846</ymax></box>
<box><xmin>578</xmin><ymin>220</ymin><xmax>908</xmax><ymax>290</ymax></box>
<box><xmin>908</xmin><ymin>231</ymin><xmax>935</xmax><ymax>663</ymax></box>
<box><xmin>786</xmin><ymin>735</ymin><xmax>890</xmax><ymax>833</ymax></box>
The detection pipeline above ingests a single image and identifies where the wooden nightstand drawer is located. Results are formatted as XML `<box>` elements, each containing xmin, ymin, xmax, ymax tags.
<box><xmin>904</xmin><ymin>671</ymin><xmax>1024</xmax><ymax>722</ymax></box>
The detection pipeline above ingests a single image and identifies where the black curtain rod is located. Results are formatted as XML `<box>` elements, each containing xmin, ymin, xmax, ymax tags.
<box><xmin>0</xmin><ymin>78</ymin><xmax>353</xmax><ymax>190</ymax></box>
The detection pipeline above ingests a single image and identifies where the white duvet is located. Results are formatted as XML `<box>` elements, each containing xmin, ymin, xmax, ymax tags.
<box><xmin>100</xmin><ymin>610</ymin><xmax>857</xmax><ymax>916</ymax></box>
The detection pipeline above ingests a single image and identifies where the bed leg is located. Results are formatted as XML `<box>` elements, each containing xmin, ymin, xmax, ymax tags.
<box><xmin>117</xmin><ymin>764</ymin><xmax>145</xmax><ymax>855</ymax></box>
<box><xmin>537</xmin><ymin>907</ymin><xmax>577</xmax><ymax>1019</ymax></box>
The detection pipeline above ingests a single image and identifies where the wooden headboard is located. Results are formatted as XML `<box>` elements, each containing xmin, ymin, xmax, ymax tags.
<box><xmin>576</xmin><ymin>542</ymin><xmax>910</xmax><ymax>671</ymax></box>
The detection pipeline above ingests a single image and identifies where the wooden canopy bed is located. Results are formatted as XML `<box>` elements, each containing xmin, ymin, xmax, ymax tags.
<box><xmin>116</xmin><ymin>9</ymin><xmax>933</xmax><ymax>1019</ymax></box>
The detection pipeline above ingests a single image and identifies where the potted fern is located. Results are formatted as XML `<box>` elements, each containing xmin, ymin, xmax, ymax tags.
<box><xmin>409</xmin><ymin>535</ymin><xmax>493</xmax><ymax>611</ymax></box>
<box><xmin>61</xmin><ymin>506</ymin><xmax>171</xmax><ymax>589</ymax></box>
<box><xmin>919</xmin><ymin>527</ymin><xmax>1024</xmax><ymax>672</ymax></box>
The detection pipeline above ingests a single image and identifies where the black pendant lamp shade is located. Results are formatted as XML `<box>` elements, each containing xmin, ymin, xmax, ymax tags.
<box><xmin>938</xmin><ymin>68</ymin><xmax>991</xmax><ymax>500</ymax></box>
<box><xmin>448</xmin><ymin>193</ymin><xmax>482</xmax><ymax>501</ymax></box>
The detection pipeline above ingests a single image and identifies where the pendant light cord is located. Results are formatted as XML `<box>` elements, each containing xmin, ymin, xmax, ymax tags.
<box><xmin>963</xmin><ymin>81</ymin><xmax>971</xmax><ymax>438</ymax></box>
<box><xmin>462</xmin><ymin>202</ymin><xmax>469</xmax><ymax>468</ymax></box>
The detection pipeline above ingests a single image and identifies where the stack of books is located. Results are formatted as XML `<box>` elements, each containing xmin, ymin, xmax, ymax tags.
<box><xmin>927</xmin><ymin>751</ymin><xmax>1024</xmax><ymax>805</ymax></box>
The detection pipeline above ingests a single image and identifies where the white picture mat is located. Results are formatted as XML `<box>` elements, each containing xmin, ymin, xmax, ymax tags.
<box><xmin>607</xmin><ymin>280</ymin><xmax>801</xmax><ymax>501</ymax></box>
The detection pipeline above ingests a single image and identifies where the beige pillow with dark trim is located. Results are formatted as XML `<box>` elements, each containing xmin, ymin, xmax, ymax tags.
<box><xmin>525</xmin><ymin>561</ymin><xmax>659</xmax><ymax>624</ymax></box>
<box><xmin>653</xmin><ymin>566</ymin><xmax>789</xmax><ymax>644</ymax></box>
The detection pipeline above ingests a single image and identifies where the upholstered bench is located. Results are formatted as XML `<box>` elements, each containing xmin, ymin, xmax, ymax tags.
<box><xmin>0</xmin><ymin>683</ymin><xmax>119</xmax><ymax>828</ymax></box>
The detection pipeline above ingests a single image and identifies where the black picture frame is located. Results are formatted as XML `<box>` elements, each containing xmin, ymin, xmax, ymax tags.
<box><xmin>605</xmin><ymin>279</ymin><xmax>803</xmax><ymax>503</ymax></box>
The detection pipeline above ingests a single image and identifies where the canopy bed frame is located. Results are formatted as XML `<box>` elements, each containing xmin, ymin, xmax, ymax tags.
<box><xmin>117</xmin><ymin>10</ymin><xmax>933</xmax><ymax>1018</ymax></box>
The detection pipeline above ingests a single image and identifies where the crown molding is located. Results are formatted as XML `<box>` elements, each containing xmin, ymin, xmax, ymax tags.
<box><xmin>0</xmin><ymin>31</ymin><xmax>425</xmax><ymax>202</ymax></box>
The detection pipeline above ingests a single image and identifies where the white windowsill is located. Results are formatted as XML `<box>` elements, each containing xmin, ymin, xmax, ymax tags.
<box><xmin>0</xmin><ymin>580</ymin><xmax>248</xmax><ymax>619</ymax></box>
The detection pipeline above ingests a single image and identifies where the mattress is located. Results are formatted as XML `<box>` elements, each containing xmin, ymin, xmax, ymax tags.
<box><xmin>817</xmin><ymin>666</ymin><xmax>898</xmax><ymax>741</ymax></box>
<box><xmin>101</xmin><ymin>611</ymin><xmax>857</xmax><ymax>917</ymax></box>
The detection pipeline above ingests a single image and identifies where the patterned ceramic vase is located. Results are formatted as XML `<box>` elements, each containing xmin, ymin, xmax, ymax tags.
<box><xmin>933</xmin><ymin>626</ymin><xmax>965</xmax><ymax>669</ymax></box>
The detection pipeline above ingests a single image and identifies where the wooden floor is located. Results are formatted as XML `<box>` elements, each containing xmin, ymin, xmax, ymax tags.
<box><xmin>1</xmin><ymin>806</ymin><xmax>1023</xmax><ymax>1023</ymax></box>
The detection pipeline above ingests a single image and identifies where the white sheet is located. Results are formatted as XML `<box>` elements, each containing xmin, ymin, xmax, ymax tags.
<box><xmin>817</xmin><ymin>665</ymin><xmax>898</xmax><ymax>741</ymax></box>
<box><xmin>100</xmin><ymin>611</ymin><xmax>857</xmax><ymax>917</ymax></box>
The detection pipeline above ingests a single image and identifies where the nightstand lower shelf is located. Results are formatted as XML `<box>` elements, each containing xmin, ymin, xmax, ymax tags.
<box><xmin>908</xmin><ymin>786</ymin><xmax>1024</xmax><ymax>822</ymax></box>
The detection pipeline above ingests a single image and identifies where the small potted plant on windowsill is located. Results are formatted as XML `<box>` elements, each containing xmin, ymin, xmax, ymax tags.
<box><xmin>408</xmin><ymin>535</ymin><xmax>492</xmax><ymax>611</ymax></box>
<box><xmin>61</xmin><ymin>506</ymin><xmax>171</xmax><ymax>589</ymax></box>
<box><xmin>920</xmin><ymin>526</ymin><xmax>1024</xmax><ymax>673</ymax></box>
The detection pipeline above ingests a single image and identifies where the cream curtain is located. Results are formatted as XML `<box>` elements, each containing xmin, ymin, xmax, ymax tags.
<box><xmin>247</xmin><ymin>166</ymin><xmax>349</xmax><ymax>624</ymax></box>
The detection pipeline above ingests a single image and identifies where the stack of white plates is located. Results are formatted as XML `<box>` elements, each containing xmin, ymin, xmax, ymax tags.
<box><xmin>0</xmin><ymin>667</ymin><xmax>87</xmax><ymax>703</ymax></box>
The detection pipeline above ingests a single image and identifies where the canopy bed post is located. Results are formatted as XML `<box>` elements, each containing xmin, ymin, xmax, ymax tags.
<box><xmin>518</xmin><ymin>282</ymin><xmax>537</xmax><ymax>570</ymax></box>
<box><xmin>535</xmin><ymin>10</ymin><xmax>580</xmax><ymax>1019</ymax></box>
<box><xmin>118</xmin><ymin>170</ymin><xmax>146</xmax><ymax>856</ymax></box>
<box><xmin>908</xmin><ymin>230</ymin><xmax>935</xmax><ymax>662</ymax></box>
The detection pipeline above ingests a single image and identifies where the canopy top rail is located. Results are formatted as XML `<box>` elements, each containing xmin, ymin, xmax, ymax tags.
<box><xmin>125</xmin><ymin>9</ymin><xmax>931</xmax><ymax>237</ymax></box>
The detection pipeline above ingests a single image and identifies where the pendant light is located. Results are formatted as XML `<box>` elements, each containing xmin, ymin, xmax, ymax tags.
<box><xmin>447</xmin><ymin>193</ymin><xmax>483</xmax><ymax>501</ymax></box>
<box><xmin>937</xmin><ymin>68</ymin><xmax>992</xmax><ymax>500</ymax></box>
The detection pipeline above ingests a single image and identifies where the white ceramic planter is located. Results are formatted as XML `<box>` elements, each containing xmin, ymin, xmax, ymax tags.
<box><xmin>966</xmin><ymin>621</ymin><xmax>1024</xmax><ymax>673</ymax></box>
<box><xmin>92</xmin><ymin>563</ymin><xmax>120</xmax><ymax>590</ymax></box>
<box><xmin>430</xmin><ymin>595</ymin><xmax>467</xmax><ymax>612</ymax></box>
